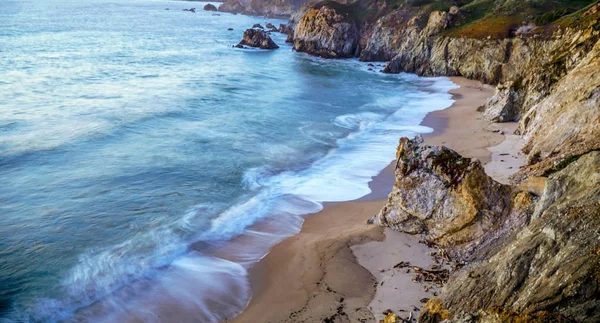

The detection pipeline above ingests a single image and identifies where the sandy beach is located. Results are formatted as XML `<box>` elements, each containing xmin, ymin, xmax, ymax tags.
<box><xmin>230</xmin><ymin>77</ymin><xmax>525</xmax><ymax>323</ymax></box>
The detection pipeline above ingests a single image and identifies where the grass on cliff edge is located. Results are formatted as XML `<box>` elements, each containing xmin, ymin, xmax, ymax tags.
<box><xmin>446</xmin><ymin>0</ymin><xmax>599</xmax><ymax>38</ymax></box>
<box><xmin>312</xmin><ymin>0</ymin><xmax>599</xmax><ymax>39</ymax></box>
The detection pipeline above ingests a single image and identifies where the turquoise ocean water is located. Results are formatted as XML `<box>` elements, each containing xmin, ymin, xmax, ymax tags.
<box><xmin>0</xmin><ymin>1</ymin><xmax>456</xmax><ymax>321</ymax></box>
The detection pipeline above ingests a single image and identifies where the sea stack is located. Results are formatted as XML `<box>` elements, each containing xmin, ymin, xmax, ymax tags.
<box><xmin>236</xmin><ymin>28</ymin><xmax>279</xmax><ymax>49</ymax></box>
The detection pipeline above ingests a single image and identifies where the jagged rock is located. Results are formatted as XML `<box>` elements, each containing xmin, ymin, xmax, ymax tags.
<box><xmin>265</xmin><ymin>23</ymin><xmax>274</xmax><ymax>29</ymax></box>
<box><xmin>237</xmin><ymin>28</ymin><xmax>279</xmax><ymax>49</ymax></box>
<box><xmin>252</xmin><ymin>23</ymin><xmax>264</xmax><ymax>29</ymax></box>
<box><xmin>370</xmin><ymin>136</ymin><xmax>534</xmax><ymax>260</ymax></box>
<box><xmin>183</xmin><ymin>8</ymin><xmax>196</xmax><ymax>13</ymax></box>
<box><xmin>292</xmin><ymin>4</ymin><xmax>359</xmax><ymax>58</ymax></box>
<box><xmin>481</xmin><ymin>80</ymin><xmax>524</xmax><ymax>122</ymax></box>
<box><xmin>380</xmin><ymin>313</ymin><xmax>402</xmax><ymax>323</ymax></box>
<box><xmin>421</xmin><ymin>151</ymin><xmax>600</xmax><ymax>322</ymax></box>
<box><xmin>278</xmin><ymin>23</ymin><xmax>292</xmax><ymax>34</ymax></box>
<box><xmin>203</xmin><ymin>3</ymin><xmax>218</xmax><ymax>12</ymax></box>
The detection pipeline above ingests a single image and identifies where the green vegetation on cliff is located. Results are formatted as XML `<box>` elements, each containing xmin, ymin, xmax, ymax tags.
<box><xmin>310</xmin><ymin>0</ymin><xmax>598</xmax><ymax>39</ymax></box>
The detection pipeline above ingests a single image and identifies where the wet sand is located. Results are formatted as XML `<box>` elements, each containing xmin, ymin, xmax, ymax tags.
<box><xmin>229</xmin><ymin>77</ymin><xmax>524</xmax><ymax>323</ymax></box>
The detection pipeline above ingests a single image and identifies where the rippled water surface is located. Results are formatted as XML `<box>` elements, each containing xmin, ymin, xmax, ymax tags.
<box><xmin>0</xmin><ymin>0</ymin><xmax>456</xmax><ymax>321</ymax></box>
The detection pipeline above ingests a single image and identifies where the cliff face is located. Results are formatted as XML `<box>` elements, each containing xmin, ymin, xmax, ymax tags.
<box><xmin>422</xmin><ymin>150</ymin><xmax>600</xmax><ymax>323</ymax></box>
<box><xmin>292</xmin><ymin>3</ymin><xmax>359</xmax><ymax>58</ymax></box>
<box><xmin>289</xmin><ymin>0</ymin><xmax>600</xmax><ymax>183</ymax></box>
<box><xmin>284</xmin><ymin>1</ymin><xmax>600</xmax><ymax>321</ymax></box>
<box><xmin>377</xmin><ymin>137</ymin><xmax>600</xmax><ymax>322</ymax></box>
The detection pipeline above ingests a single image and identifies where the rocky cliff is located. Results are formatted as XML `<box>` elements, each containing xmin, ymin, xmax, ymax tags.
<box><xmin>284</xmin><ymin>1</ymin><xmax>600</xmax><ymax>322</ymax></box>
<box><xmin>288</xmin><ymin>0</ymin><xmax>600</xmax><ymax>184</ymax></box>
<box><xmin>292</xmin><ymin>2</ymin><xmax>359</xmax><ymax>57</ymax></box>
<box><xmin>374</xmin><ymin>135</ymin><xmax>600</xmax><ymax>322</ymax></box>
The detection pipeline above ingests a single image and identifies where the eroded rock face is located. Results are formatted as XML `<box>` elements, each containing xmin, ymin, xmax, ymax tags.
<box><xmin>481</xmin><ymin>80</ymin><xmax>524</xmax><ymax>122</ymax></box>
<box><xmin>516</xmin><ymin>38</ymin><xmax>600</xmax><ymax>179</ymax></box>
<box><xmin>420</xmin><ymin>151</ymin><xmax>600</xmax><ymax>322</ymax></box>
<box><xmin>236</xmin><ymin>28</ymin><xmax>279</xmax><ymax>49</ymax></box>
<box><xmin>292</xmin><ymin>4</ymin><xmax>359</xmax><ymax>58</ymax></box>
<box><xmin>374</xmin><ymin>137</ymin><xmax>600</xmax><ymax>321</ymax></box>
<box><xmin>370</xmin><ymin>136</ymin><xmax>533</xmax><ymax>261</ymax></box>
<box><xmin>347</xmin><ymin>4</ymin><xmax>599</xmax><ymax>135</ymax></box>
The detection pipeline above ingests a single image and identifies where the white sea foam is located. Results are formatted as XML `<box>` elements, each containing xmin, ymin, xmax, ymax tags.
<box><xmin>37</xmin><ymin>72</ymin><xmax>456</xmax><ymax>323</ymax></box>
<box><xmin>7</xmin><ymin>33</ymin><xmax>458</xmax><ymax>321</ymax></box>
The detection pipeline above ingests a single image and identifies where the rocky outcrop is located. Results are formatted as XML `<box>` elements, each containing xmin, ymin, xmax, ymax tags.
<box><xmin>278</xmin><ymin>23</ymin><xmax>292</xmax><ymax>34</ymax></box>
<box><xmin>370</xmin><ymin>136</ymin><xmax>534</xmax><ymax>261</ymax></box>
<box><xmin>370</xmin><ymin>23</ymin><xmax>600</xmax><ymax>317</ymax></box>
<box><xmin>373</xmin><ymin>137</ymin><xmax>600</xmax><ymax>321</ymax></box>
<box><xmin>203</xmin><ymin>3</ymin><xmax>218</xmax><ymax>11</ymax></box>
<box><xmin>236</xmin><ymin>28</ymin><xmax>279</xmax><ymax>49</ymax></box>
<box><xmin>292</xmin><ymin>4</ymin><xmax>359</xmax><ymax>58</ymax></box>
<box><xmin>480</xmin><ymin>80</ymin><xmax>524</xmax><ymax>123</ymax></box>
<box><xmin>420</xmin><ymin>151</ymin><xmax>600</xmax><ymax>322</ymax></box>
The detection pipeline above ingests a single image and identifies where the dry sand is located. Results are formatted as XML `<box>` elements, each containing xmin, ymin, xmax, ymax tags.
<box><xmin>230</xmin><ymin>77</ymin><xmax>525</xmax><ymax>323</ymax></box>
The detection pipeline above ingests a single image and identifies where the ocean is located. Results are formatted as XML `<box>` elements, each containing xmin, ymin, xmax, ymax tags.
<box><xmin>0</xmin><ymin>0</ymin><xmax>456</xmax><ymax>321</ymax></box>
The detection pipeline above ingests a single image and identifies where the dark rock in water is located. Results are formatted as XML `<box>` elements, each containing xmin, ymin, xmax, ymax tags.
<box><xmin>252</xmin><ymin>23</ymin><xmax>264</xmax><ymax>29</ymax></box>
<box><xmin>227</xmin><ymin>28</ymin><xmax>234</xmax><ymax>31</ymax></box>
<box><xmin>164</xmin><ymin>8</ymin><xmax>169</xmax><ymax>10</ymax></box>
<box><xmin>183</xmin><ymin>8</ymin><xmax>196</xmax><ymax>13</ymax></box>
<box><xmin>265</xmin><ymin>23</ymin><xmax>275</xmax><ymax>29</ymax></box>
<box><xmin>203</xmin><ymin>4</ymin><xmax>218</xmax><ymax>12</ymax></box>
<box><xmin>212</xmin><ymin>13</ymin><xmax>221</xmax><ymax>16</ymax></box>
<box><xmin>237</xmin><ymin>28</ymin><xmax>279</xmax><ymax>50</ymax></box>
<box><xmin>278</xmin><ymin>23</ymin><xmax>292</xmax><ymax>35</ymax></box>
<box><xmin>234</xmin><ymin>44</ymin><xmax>245</xmax><ymax>49</ymax></box>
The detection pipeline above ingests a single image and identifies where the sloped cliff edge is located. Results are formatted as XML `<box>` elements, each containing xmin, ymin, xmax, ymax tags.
<box><xmin>283</xmin><ymin>1</ymin><xmax>600</xmax><ymax>322</ymax></box>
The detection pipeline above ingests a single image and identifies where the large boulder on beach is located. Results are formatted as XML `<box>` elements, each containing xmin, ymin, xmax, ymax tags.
<box><xmin>369</xmin><ymin>136</ymin><xmax>534</xmax><ymax>260</ymax></box>
<box><xmin>293</xmin><ymin>3</ymin><xmax>359</xmax><ymax>58</ymax></box>
<box><xmin>203</xmin><ymin>3</ymin><xmax>218</xmax><ymax>11</ymax></box>
<box><xmin>236</xmin><ymin>28</ymin><xmax>279</xmax><ymax>49</ymax></box>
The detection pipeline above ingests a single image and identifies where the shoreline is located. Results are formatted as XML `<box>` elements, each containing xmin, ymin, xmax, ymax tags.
<box><xmin>229</xmin><ymin>76</ymin><xmax>523</xmax><ymax>322</ymax></box>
